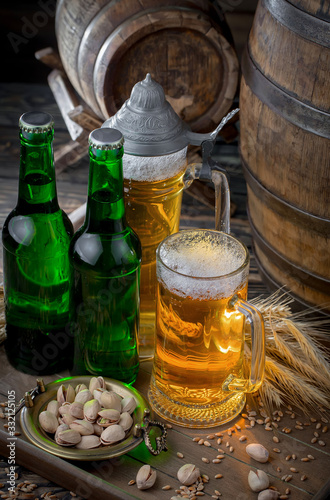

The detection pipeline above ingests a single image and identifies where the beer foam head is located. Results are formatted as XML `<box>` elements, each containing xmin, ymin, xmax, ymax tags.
<box><xmin>123</xmin><ymin>147</ymin><xmax>187</xmax><ymax>182</ymax></box>
<box><xmin>157</xmin><ymin>230</ymin><xmax>249</xmax><ymax>299</ymax></box>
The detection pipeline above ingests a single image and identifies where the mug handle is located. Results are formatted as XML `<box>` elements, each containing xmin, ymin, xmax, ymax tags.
<box><xmin>183</xmin><ymin>163</ymin><xmax>230</xmax><ymax>233</ymax></box>
<box><xmin>222</xmin><ymin>294</ymin><xmax>265</xmax><ymax>394</ymax></box>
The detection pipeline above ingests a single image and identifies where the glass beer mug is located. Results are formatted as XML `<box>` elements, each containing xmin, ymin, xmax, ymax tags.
<box><xmin>148</xmin><ymin>229</ymin><xmax>265</xmax><ymax>428</ymax></box>
<box><xmin>103</xmin><ymin>74</ymin><xmax>237</xmax><ymax>358</ymax></box>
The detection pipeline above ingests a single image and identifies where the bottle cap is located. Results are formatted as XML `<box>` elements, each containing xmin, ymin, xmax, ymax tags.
<box><xmin>19</xmin><ymin>112</ymin><xmax>54</xmax><ymax>134</ymax></box>
<box><xmin>89</xmin><ymin>128</ymin><xmax>124</xmax><ymax>150</ymax></box>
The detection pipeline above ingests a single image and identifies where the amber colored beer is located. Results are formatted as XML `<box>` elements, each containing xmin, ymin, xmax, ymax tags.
<box><xmin>123</xmin><ymin>152</ymin><xmax>187</xmax><ymax>358</ymax></box>
<box><xmin>153</xmin><ymin>282</ymin><xmax>247</xmax><ymax>405</ymax></box>
<box><xmin>148</xmin><ymin>229</ymin><xmax>251</xmax><ymax>426</ymax></box>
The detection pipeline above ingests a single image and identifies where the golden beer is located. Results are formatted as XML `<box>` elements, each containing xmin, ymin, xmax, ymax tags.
<box><xmin>123</xmin><ymin>150</ymin><xmax>187</xmax><ymax>357</ymax></box>
<box><xmin>148</xmin><ymin>230</ymin><xmax>265</xmax><ymax>427</ymax></box>
<box><xmin>153</xmin><ymin>282</ymin><xmax>248</xmax><ymax>405</ymax></box>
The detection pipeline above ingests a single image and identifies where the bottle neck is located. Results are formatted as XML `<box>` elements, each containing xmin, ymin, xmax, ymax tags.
<box><xmin>85</xmin><ymin>146</ymin><xmax>126</xmax><ymax>233</ymax></box>
<box><xmin>17</xmin><ymin>129</ymin><xmax>59</xmax><ymax>213</ymax></box>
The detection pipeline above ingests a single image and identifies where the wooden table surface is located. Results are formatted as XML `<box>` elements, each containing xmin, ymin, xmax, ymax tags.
<box><xmin>0</xmin><ymin>83</ymin><xmax>329</xmax><ymax>500</ymax></box>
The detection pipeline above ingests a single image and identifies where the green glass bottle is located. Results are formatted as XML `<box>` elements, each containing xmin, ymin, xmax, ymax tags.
<box><xmin>2</xmin><ymin>112</ymin><xmax>74</xmax><ymax>374</ymax></box>
<box><xmin>69</xmin><ymin>128</ymin><xmax>141</xmax><ymax>384</ymax></box>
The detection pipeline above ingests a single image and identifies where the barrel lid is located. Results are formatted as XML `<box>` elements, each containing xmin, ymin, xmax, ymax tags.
<box><xmin>19</xmin><ymin>111</ymin><xmax>54</xmax><ymax>134</ymax></box>
<box><xmin>89</xmin><ymin>128</ymin><xmax>124</xmax><ymax>150</ymax></box>
<box><xmin>102</xmin><ymin>74</ymin><xmax>191</xmax><ymax>156</ymax></box>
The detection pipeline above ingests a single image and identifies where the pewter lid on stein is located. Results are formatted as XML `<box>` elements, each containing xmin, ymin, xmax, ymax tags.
<box><xmin>102</xmin><ymin>74</ymin><xmax>191</xmax><ymax>156</ymax></box>
<box><xmin>102</xmin><ymin>74</ymin><xmax>240</xmax><ymax>156</ymax></box>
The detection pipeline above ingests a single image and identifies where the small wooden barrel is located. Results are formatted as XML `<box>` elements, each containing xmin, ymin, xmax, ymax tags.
<box><xmin>55</xmin><ymin>0</ymin><xmax>239</xmax><ymax>131</ymax></box>
<box><xmin>240</xmin><ymin>0</ymin><xmax>330</xmax><ymax>312</ymax></box>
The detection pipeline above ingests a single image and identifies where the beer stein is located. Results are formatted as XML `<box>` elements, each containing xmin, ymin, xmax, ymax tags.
<box><xmin>148</xmin><ymin>229</ymin><xmax>265</xmax><ymax>428</ymax></box>
<box><xmin>103</xmin><ymin>74</ymin><xmax>238</xmax><ymax>358</ymax></box>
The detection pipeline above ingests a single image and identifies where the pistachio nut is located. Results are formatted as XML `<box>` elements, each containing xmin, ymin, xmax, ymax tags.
<box><xmin>74</xmin><ymin>389</ymin><xmax>93</xmax><ymax>405</ymax></box>
<box><xmin>75</xmin><ymin>383</ymin><xmax>88</xmax><ymax>394</ymax></box>
<box><xmin>54</xmin><ymin>423</ymin><xmax>69</xmax><ymax>442</ymax></box>
<box><xmin>100</xmin><ymin>424</ymin><xmax>125</xmax><ymax>445</ymax></box>
<box><xmin>177</xmin><ymin>464</ymin><xmax>200</xmax><ymax>486</ymax></box>
<box><xmin>39</xmin><ymin>411</ymin><xmax>59</xmax><ymax>434</ymax></box>
<box><xmin>246</xmin><ymin>443</ymin><xmax>269</xmax><ymax>463</ymax></box>
<box><xmin>59</xmin><ymin>402</ymin><xmax>72</xmax><ymax>416</ymax></box>
<box><xmin>97</xmin><ymin>409</ymin><xmax>120</xmax><ymax>427</ymax></box>
<box><xmin>56</xmin><ymin>428</ymin><xmax>82</xmax><ymax>446</ymax></box>
<box><xmin>69</xmin><ymin>401</ymin><xmax>84</xmax><ymax>420</ymax></box>
<box><xmin>70</xmin><ymin>419</ymin><xmax>94</xmax><ymax>436</ymax></box>
<box><xmin>46</xmin><ymin>400</ymin><xmax>60</xmax><ymax>418</ymax></box>
<box><xmin>89</xmin><ymin>376</ymin><xmax>106</xmax><ymax>393</ymax></box>
<box><xmin>136</xmin><ymin>464</ymin><xmax>157</xmax><ymax>490</ymax></box>
<box><xmin>84</xmin><ymin>399</ymin><xmax>102</xmax><ymax>423</ymax></box>
<box><xmin>100</xmin><ymin>391</ymin><xmax>122</xmax><ymax>412</ymax></box>
<box><xmin>119</xmin><ymin>412</ymin><xmax>133</xmax><ymax>432</ymax></box>
<box><xmin>57</xmin><ymin>385</ymin><xmax>66</xmax><ymax>405</ymax></box>
<box><xmin>248</xmin><ymin>469</ymin><xmax>270</xmax><ymax>492</ymax></box>
<box><xmin>121</xmin><ymin>396</ymin><xmax>137</xmax><ymax>414</ymax></box>
<box><xmin>61</xmin><ymin>413</ymin><xmax>76</xmax><ymax>426</ymax></box>
<box><xmin>93</xmin><ymin>388</ymin><xmax>106</xmax><ymax>403</ymax></box>
<box><xmin>258</xmin><ymin>490</ymin><xmax>279</xmax><ymax>500</ymax></box>
<box><xmin>57</xmin><ymin>384</ymin><xmax>75</xmax><ymax>404</ymax></box>
<box><xmin>76</xmin><ymin>435</ymin><xmax>101</xmax><ymax>450</ymax></box>
<box><xmin>93</xmin><ymin>423</ymin><xmax>103</xmax><ymax>436</ymax></box>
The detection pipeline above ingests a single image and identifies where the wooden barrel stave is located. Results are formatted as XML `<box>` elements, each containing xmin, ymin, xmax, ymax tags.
<box><xmin>240</xmin><ymin>0</ymin><xmax>330</xmax><ymax>312</ymax></box>
<box><xmin>248</xmin><ymin>0</ymin><xmax>329</xmax><ymax>113</ymax></box>
<box><xmin>240</xmin><ymin>78</ymin><xmax>330</xmax><ymax>218</ymax></box>
<box><xmin>253</xmin><ymin>241</ymin><xmax>330</xmax><ymax>313</ymax></box>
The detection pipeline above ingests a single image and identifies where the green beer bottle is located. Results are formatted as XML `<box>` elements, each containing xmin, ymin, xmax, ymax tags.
<box><xmin>2</xmin><ymin>112</ymin><xmax>74</xmax><ymax>374</ymax></box>
<box><xmin>69</xmin><ymin>128</ymin><xmax>141</xmax><ymax>384</ymax></box>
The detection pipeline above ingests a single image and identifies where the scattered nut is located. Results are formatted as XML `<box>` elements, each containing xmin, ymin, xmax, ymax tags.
<box><xmin>248</xmin><ymin>469</ymin><xmax>270</xmax><ymax>492</ymax></box>
<box><xmin>246</xmin><ymin>443</ymin><xmax>269</xmax><ymax>463</ymax></box>
<box><xmin>136</xmin><ymin>464</ymin><xmax>157</xmax><ymax>490</ymax></box>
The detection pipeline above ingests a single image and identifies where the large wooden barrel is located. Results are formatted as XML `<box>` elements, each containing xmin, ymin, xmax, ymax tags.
<box><xmin>55</xmin><ymin>0</ymin><xmax>239</xmax><ymax>131</ymax></box>
<box><xmin>240</xmin><ymin>0</ymin><xmax>330</xmax><ymax>312</ymax></box>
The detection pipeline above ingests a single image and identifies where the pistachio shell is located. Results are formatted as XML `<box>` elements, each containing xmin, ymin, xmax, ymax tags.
<box><xmin>66</xmin><ymin>384</ymin><xmax>76</xmax><ymax>403</ymax></box>
<box><xmin>84</xmin><ymin>399</ymin><xmax>102</xmax><ymax>423</ymax></box>
<box><xmin>246</xmin><ymin>443</ymin><xmax>269</xmax><ymax>463</ymax></box>
<box><xmin>119</xmin><ymin>412</ymin><xmax>133</xmax><ymax>432</ymax></box>
<box><xmin>136</xmin><ymin>464</ymin><xmax>157</xmax><ymax>490</ymax></box>
<box><xmin>61</xmin><ymin>413</ymin><xmax>76</xmax><ymax>426</ymax></box>
<box><xmin>55</xmin><ymin>423</ymin><xmax>69</xmax><ymax>442</ymax></box>
<box><xmin>89</xmin><ymin>377</ymin><xmax>105</xmax><ymax>393</ymax></box>
<box><xmin>57</xmin><ymin>384</ymin><xmax>75</xmax><ymax>404</ymax></box>
<box><xmin>75</xmin><ymin>383</ymin><xmax>88</xmax><ymax>394</ymax></box>
<box><xmin>258</xmin><ymin>490</ymin><xmax>279</xmax><ymax>500</ymax></box>
<box><xmin>75</xmin><ymin>389</ymin><xmax>93</xmax><ymax>405</ymax></box>
<box><xmin>39</xmin><ymin>411</ymin><xmax>59</xmax><ymax>434</ymax></box>
<box><xmin>69</xmin><ymin>402</ymin><xmax>84</xmax><ymax>419</ymax></box>
<box><xmin>97</xmin><ymin>409</ymin><xmax>120</xmax><ymax>425</ymax></box>
<box><xmin>57</xmin><ymin>385</ymin><xmax>66</xmax><ymax>405</ymax></box>
<box><xmin>93</xmin><ymin>423</ymin><xmax>103</xmax><ymax>436</ymax></box>
<box><xmin>248</xmin><ymin>469</ymin><xmax>270</xmax><ymax>492</ymax></box>
<box><xmin>121</xmin><ymin>396</ymin><xmax>137</xmax><ymax>414</ymax></box>
<box><xmin>177</xmin><ymin>464</ymin><xmax>200</xmax><ymax>486</ymax></box>
<box><xmin>70</xmin><ymin>419</ymin><xmax>94</xmax><ymax>436</ymax></box>
<box><xmin>93</xmin><ymin>388</ymin><xmax>106</xmax><ymax>403</ymax></box>
<box><xmin>47</xmin><ymin>400</ymin><xmax>60</xmax><ymax>417</ymax></box>
<box><xmin>76</xmin><ymin>435</ymin><xmax>101</xmax><ymax>450</ymax></box>
<box><xmin>56</xmin><ymin>428</ymin><xmax>82</xmax><ymax>446</ymax></box>
<box><xmin>100</xmin><ymin>391</ymin><xmax>122</xmax><ymax>412</ymax></box>
<box><xmin>100</xmin><ymin>424</ymin><xmax>125</xmax><ymax>445</ymax></box>
<box><xmin>59</xmin><ymin>402</ymin><xmax>72</xmax><ymax>416</ymax></box>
